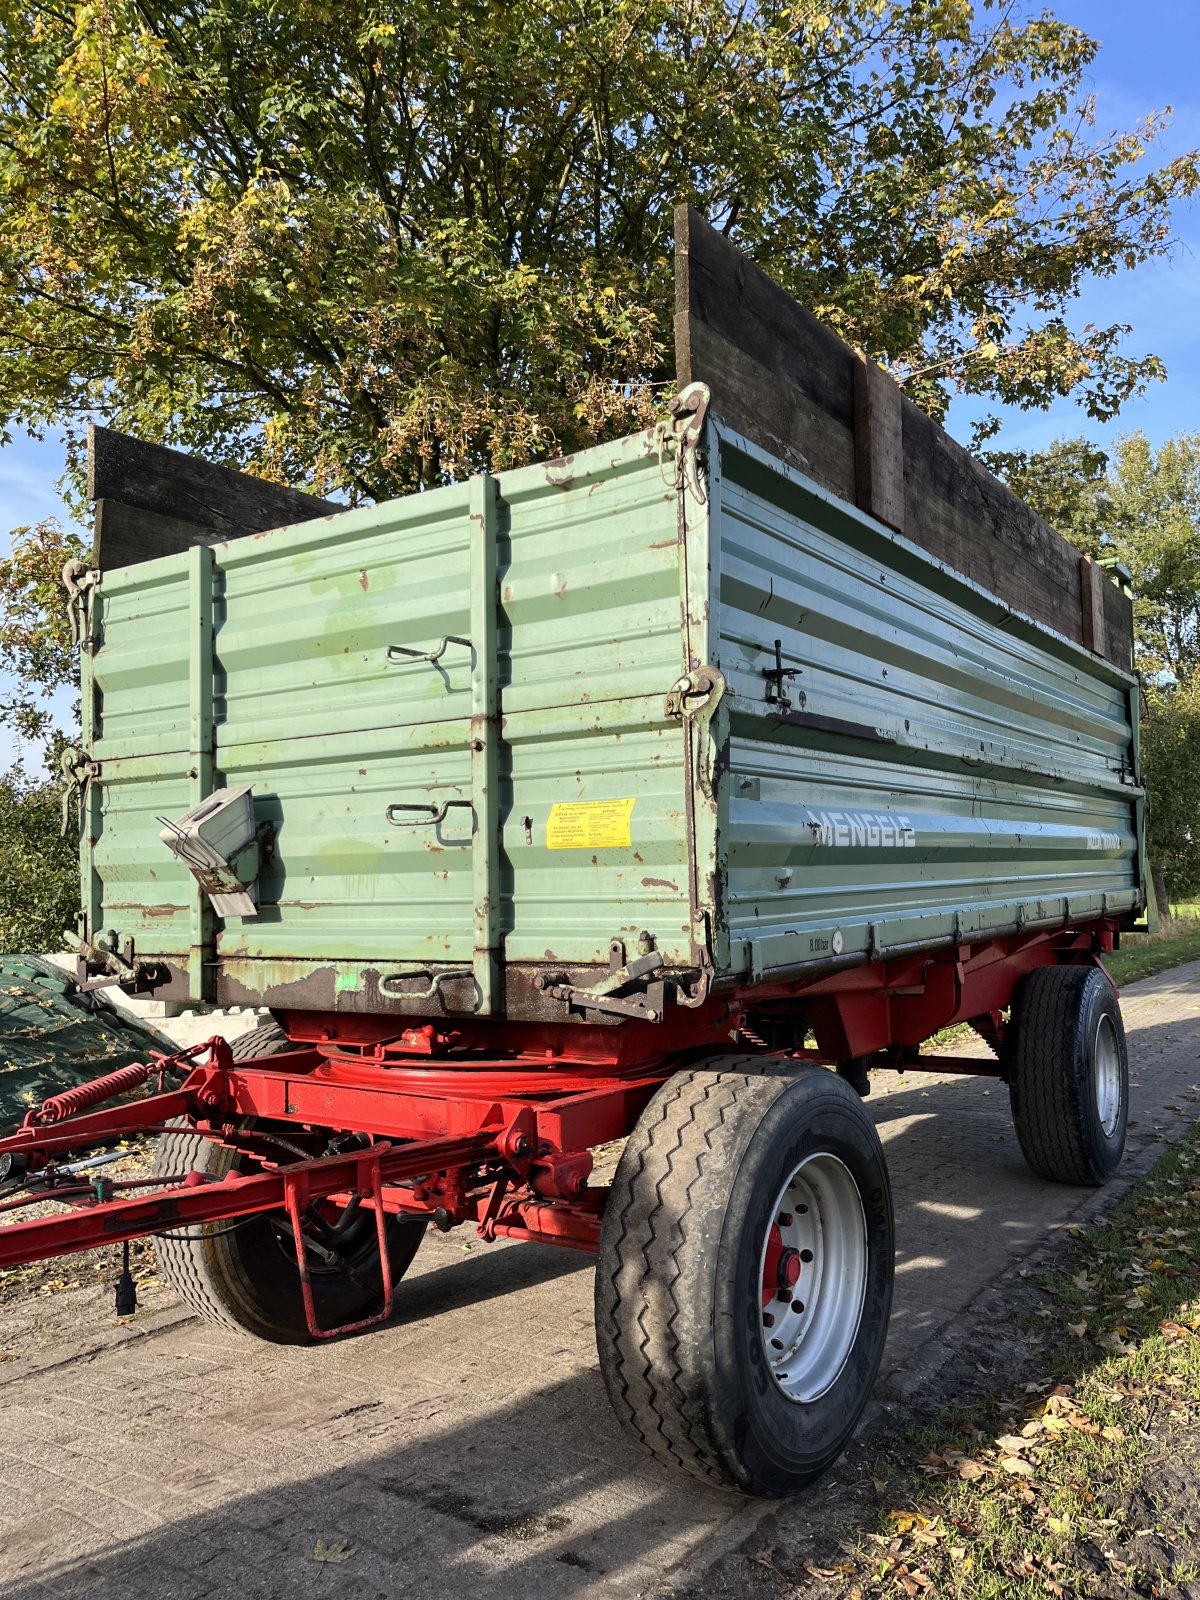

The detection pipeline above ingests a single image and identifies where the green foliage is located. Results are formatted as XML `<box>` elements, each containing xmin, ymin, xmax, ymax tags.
<box><xmin>1108</xmin><ymin>433</ymin><xmax>1200</xmax><ymax>682</ymax></box>
<box><xmin>0</xmin><ymin>0</ymin><xmax>1195</xmax><ymax>501</ymax></box>
<box><xmin>1142</xmin><ymin>676</ymin><xmax>1200</xmax><ymax>902</ymax></box>
<box><xmin>0</xmin><ymin>519</ymin><xmax>86</xmax><ymax>745</ymax></box>
<box><xmin>0</xmin><ymin>763</ymin><xmax>79</xmax><ymax>953</ymax></box>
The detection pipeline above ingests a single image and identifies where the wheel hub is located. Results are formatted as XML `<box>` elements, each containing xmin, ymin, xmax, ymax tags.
<box><xmin>757</xmin><ymin>1153</ymin><xmax>868</xmax><ymax>1403</ymax></box>
<box><xmin>1093</xmin><ymin>1012</ymin><xmax>1122</xmax><ymax>1138</ymax></box>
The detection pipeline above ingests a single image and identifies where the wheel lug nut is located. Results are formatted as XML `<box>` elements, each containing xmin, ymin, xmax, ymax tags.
<box><xmin>762</xmin><ymin>1311</ymin><xmax>775</xmax><ymax>1328</ymax></box>
<box><xmin>776</xmin><ymin>1287</ymin><xmax>792</xmax><ymax>1302</ymax></box>
<box><xmin>777</xmin><ymin>1211</ymin><xmax>793</xmax><ymax>1226</ymax></box>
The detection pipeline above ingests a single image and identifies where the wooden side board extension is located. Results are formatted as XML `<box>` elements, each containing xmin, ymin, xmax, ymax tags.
<box><xmin>673</xmin><ymin>204</ymin><xmax>1134</xmax><ymax>673</ymax></box>
<box><xmin>89</xmin><ymin>424</ymin><xmax>341</xmax><ymax>571</ymax></box>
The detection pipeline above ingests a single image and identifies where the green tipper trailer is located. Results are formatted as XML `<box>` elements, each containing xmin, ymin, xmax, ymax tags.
<box><xmin>5</xmin><ymin>209</ymin><xmax>1142</xmax><ymax>1495</ymax></box>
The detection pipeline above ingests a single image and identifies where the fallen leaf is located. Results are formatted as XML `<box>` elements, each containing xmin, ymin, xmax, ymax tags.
<box><xmin>1066</xmin><ymin>1321</ymin><xmax>1088</xmax><ymax>1338</ymax></box>
<box><xmin>1000</xmin><ymin>1456</ymin><xmax>1035</xmax><ymax>1478</ymax></box>
<box><xmin>313</xmin><ymin>1539</ymin><xmax>355</xmax><ymax>1564</ymax></box>
<box><xmin>957</xmin><ymin>1460</ymin><xmax>987</xmax><ymax>1480</ymax></box>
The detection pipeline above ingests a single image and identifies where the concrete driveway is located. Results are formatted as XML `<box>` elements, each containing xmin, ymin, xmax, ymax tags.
<box><xmin>2</xmin><ymin>961</ymin><xmax>1198</xmax><ymax>1600</ymax></box>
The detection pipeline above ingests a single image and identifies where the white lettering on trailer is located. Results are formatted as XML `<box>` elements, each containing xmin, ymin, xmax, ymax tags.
<box><xmin>1086</xmin><ymin>831</ymin><xmax>1122</xmax><ymax>851</ymax></box>
<box><xmin>808</xmin><ymin>809</ymin><xmax>916</xmax><ymax>847</ymax></box>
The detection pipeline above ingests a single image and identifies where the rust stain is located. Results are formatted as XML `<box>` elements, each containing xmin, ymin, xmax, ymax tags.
<box><xmin>544</xmin><ymin>454</ymin><xmax>575</xmax><ymax>489</ymax></box>
<box><xmin>141</xmin><ymin>903</ymin><xmax>177</xmax><ymax>917</ymax></box>
<box><xmin>641</xmin><ymin>877</ymin><xmax>678</xmax><ymax>891</ymax></box>
<box><xmin>359</xmin><ymin>569</ymin><xmax>369</xmax><ymax>591</ymax></box>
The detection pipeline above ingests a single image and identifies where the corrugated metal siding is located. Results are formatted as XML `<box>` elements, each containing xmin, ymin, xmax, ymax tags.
<box><xmin>83</xmin><ymin>430</ymin><xmax>693</xmax><ymax>1002</ymax></box>
<box><xmin>704</xmin><ymin>431</ymin><xmax>1142</xmax><ymax>978</ymax></box>
<box><xmin>80</xmin><ymin>416</ymin><xmax>1142</xmax><ymax>1011</ymax></box>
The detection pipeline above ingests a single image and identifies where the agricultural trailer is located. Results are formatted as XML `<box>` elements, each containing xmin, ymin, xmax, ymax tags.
<box><xmin>0</xmin><ymin>209</ymin><xmax>1143</xmax><ymax>1495</ymax></box>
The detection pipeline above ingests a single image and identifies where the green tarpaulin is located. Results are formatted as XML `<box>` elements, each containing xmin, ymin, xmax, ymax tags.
<box><xmin>0</xmin><ymin>955</ymin><xmax>174</xmax><ymax>1128</ymax></box>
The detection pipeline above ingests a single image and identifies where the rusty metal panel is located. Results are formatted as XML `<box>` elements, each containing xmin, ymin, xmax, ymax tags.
<box><xmin>698</xmin><ymin>426</ymin><xmax>1144</xmax><ymax>982</ymax></box>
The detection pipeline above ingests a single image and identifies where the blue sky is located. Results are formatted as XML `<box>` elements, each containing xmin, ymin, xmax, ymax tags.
<box><xmin>3</xmin><ymin>0</ymin><xmax>1199</xmax><ymax>771</ymax></box>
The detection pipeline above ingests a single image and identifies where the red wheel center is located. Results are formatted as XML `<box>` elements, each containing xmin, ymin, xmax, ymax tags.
<box><xmin>762</xmin><ymin>1227</ymin><xmax>803</xmax><ymax>1306</ymax></box>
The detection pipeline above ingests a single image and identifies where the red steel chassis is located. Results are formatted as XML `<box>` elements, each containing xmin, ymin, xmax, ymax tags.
<box><xmin>0</xmin><ymin>924</ymin><xmax>1117</xmax><ymax>1337</ymax></box>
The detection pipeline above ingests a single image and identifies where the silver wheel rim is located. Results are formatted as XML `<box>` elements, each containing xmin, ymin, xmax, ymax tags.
<box><xmin>757</xmin><ymin>1153</ymin><xmax>868</xmax><ymax>1403</ymax></box>
<box><xmin>1093</xmin><ymin>1012</ymin><xmax>1122</xmax><ymax>1138</ymax></box>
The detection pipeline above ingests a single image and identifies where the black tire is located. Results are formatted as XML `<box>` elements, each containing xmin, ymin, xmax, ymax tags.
<box><xmin>595</xmin><ymin>1059</ymin><xmax>894</xmax><ymax>1495</ymax></box>
<box><xmin>1008</xmin><ymin>965</ymin><xmax>1129</xmax><ymax>1185</ymax></box>
<box><xmin>153</xmin><ymin>1024</ymin><xmax>426</xmax><ymax>1342</ymax></box>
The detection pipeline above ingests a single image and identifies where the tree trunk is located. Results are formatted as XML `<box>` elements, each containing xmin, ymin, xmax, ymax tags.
<box><xmin>1151</xmin><ymin>862</ymin><xmax>1172</xmax><ymax>926</ymax></box>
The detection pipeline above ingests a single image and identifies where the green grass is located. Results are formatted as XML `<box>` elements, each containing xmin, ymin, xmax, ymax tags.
<box><xmin>1107</xmin><ymin>918</ymin><xmax>1200</xmax><ymax>986</ymax></box>
<box><xmin>833</xmin><ymin>1127</ymin><xmax>1200</xmax><ymax>1600</ymax></box>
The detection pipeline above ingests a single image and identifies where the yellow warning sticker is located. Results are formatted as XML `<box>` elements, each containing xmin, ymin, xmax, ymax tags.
<box><xmin>546</xmin><ymin>798</ymin><xmax>636</xmax><ymax>850</ymax></box>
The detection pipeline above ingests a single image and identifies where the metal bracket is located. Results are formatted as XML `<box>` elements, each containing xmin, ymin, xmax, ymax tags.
<box><xmin>59</xmin><ymin>746</ymin><xmax>102</xmax><ymax>837</ymax></box>
<box><xmin>665</xmin><ymin>664</ymin><xmax>725</xmax><ymax>720</ymax></box>
<box><xmin>62</xmin><ymin>560</ymin><xmax>100</xmax><ymax>651</ymax></box>
<box><xmin>763</xmin><ymin>639</ymin><xmax>802</xmax><ymax>711</ymax></box>
<box><xmin>658</xmin><ymin>383</ymin><xmax>711</xmax><ymax>504</ymax></box>
<box><xmin>71</xmin><ymin>931</ymin><xmax>162</xmax><ymax>995</ymax></box>
<box><xmin>534</xmin><ymin>950</ymin><xmax>667</xmax><ymax>1022</ymax></box>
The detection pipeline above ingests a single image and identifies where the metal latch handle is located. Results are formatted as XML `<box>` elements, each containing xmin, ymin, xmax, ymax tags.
<box><xmin>380</xmin><ymin>971</ymin><xmax>463</xmax><ymax>1001</ymax></box>
<box><xmin>385</xmin><ymin>800</ymin><xmax>474</xmax><ymax>828</ymax></box>
<box><xmin>386</xmin><ymin>635</ymin><xmax>472</xmax><ymax>666</ymax></box>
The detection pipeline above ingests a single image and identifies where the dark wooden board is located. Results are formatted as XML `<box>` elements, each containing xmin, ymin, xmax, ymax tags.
<box><xmin>90</xmin><ymin>424</ymin><xmax>342</xmax><ymax>570</ymax></box>
<box><xmin>854</xmin><ymin>355</ymin><xmax>904</xmax><ymax>533</ymax></box>
<box><xmin>93</xmin><ymin>499</ymin><xmax>225</xmax><ymax>572</ymax></box>
<box><xmin>679</xmin><ymin>316</ymin><xmax>855</xmax><ymax>499</ymax></box>
<box><xmin>673</xmin><ymin>204</ymin><xmax>1134</xmax><ymax>671</ymax></box>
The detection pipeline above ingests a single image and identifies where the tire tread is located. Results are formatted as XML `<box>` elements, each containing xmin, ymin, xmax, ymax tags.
<box><xmin>152</xmin><ymin>1024</ymin><xmax>290</xmax><ymax>1331</ymax></box>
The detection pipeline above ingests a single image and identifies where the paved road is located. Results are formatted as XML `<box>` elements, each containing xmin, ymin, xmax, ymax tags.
<box><xmin>2</xmin><ymin>962</ymin><xmax>1198</xmax><ymax>1600</ymax></box>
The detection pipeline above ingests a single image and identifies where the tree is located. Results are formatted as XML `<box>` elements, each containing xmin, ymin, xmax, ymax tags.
<box><xmin>1142</xmin><ymin>676</ymin><xmax>1200</xmax><ymax>908</ymax></box>
<box><xmin>997</xmin><ymin>430</ymin><xmax>1200</xmax><ymax>685</ymax></box>
<box><xmin>0</xmin><ymin>761</ymin><xmax>80</xmax><ymax>952</ymax></box>
<box><xmin>0</xmin><ymin>0</ymin><xmax>1196</xmax><ymax>503</ymax></box>
<box><xmin>0</xmin><ymin>519</ymin><xmax>86</xmax><ymax>746</ymax></box>
<box><xmin>0</xmin><ymin>521</ymin><xmax>85</xmax><ymax>951</ymax></box>
<box><xmin>1107</xmin><ymin>432</ymin><xmax>1200</xmax><ymax>683</ymax></box>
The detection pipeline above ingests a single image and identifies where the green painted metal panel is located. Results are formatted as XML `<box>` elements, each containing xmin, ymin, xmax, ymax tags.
<box><xmin>78</xmin><ymin>410</ymin><xmax>1143</xmax><ymax>1016</ymax></box>
<box><xmin>81</xmin><ymin>428</ymin><xmax>693</xmax><ymax>1009</ymax></box>
<box><xmin>696</xmin><ymin>427</ymin><xmax>1144</xmax><ymax>980</ymax></box>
